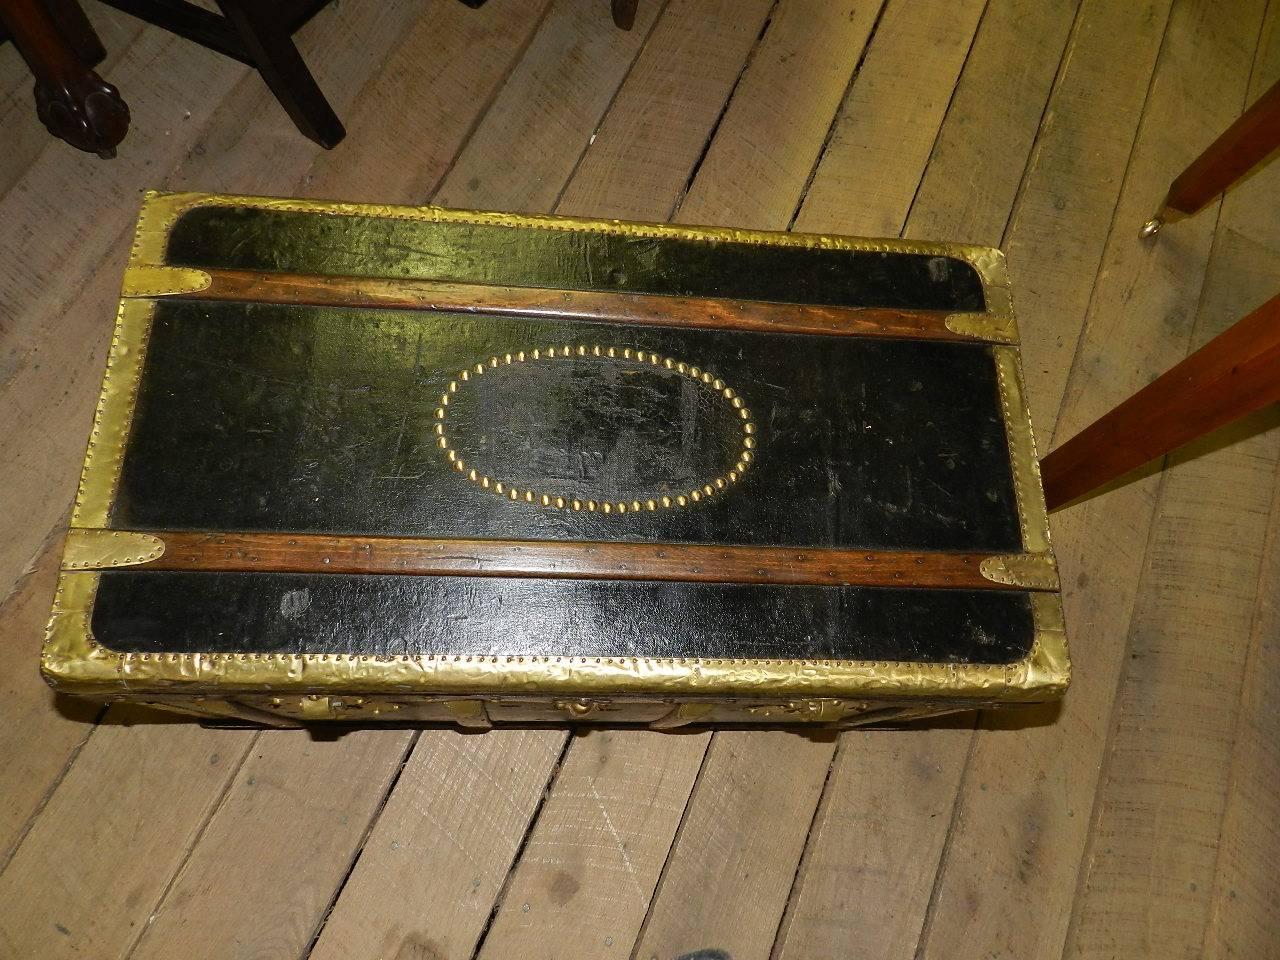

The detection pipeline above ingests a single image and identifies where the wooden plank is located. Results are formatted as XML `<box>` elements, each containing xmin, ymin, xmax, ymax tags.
<box><xmin>632</xmin><ymin>731</ymin><xmax>836</xmax><ymax>960</ymax></box>
<box><xmin>0</xmin><ymin>533</ymin><xmax>98</xmax><ymax>867</ymax></box>
<box><xmin>434</xmin><ymin>0</ymin><xmax>666</xmax><ymax>213</ymax></box>
<box><xmin>474</xmin><ymin>730</ymin><xmax>709</xmax><ymax>959</ymax></box>
<box><xmin>791</xmin><ymin>0</ymin><xmax>988</xmax><ymax>238</ymax></box>
<box><xmin>675</xmin><ymin>0</ymin><xmax>882</xmax><ymax>230</ymax></box>
<box><xmin>128</xmin><ymin>729</ymin><xmax>415</xmax><ymax>960</ymax></box>
<box><xmin>773</xmin><ymin>720</ymin><xmax>974</xmax><ymax>959</ymax></box>
<box><xmin>301</xmin><ymin>0</ymin><xmax>556</xmax><ymax>201</ymax></box>
<box><xmin>309</xmin><ymin>729</ymin><xmax>566</xmax><ymax>960</ymax></box>
<box><xmin>1062</xmin><ymin>8</ymin><xmax>1280</xmax><ymax>954</ymax></box>
<box><xmin>555</xmin><ymin>0</ymin><xmax>775</xmax><ymax>220</ymax></box>
<box><xmin>0</xmin><ymin>716</ymin><xmax>254</xmax><ymax>958</ymax></box>
<box><xmin>847</xmin><ymin>2</ymin><xmax>1178</xmax><ymax>954</ymax></box>
<box><xmin>1203</xmin><ymin>463</ymin><xmax>1280</xmax><ymax>958</ymax></box>
<box><xmin>1200</xmin><ymin>38</ymin><xmax>1280</xmax><ymax>960</ymax></box>
<box><xmin>99</xmin><ymin>529</ymin><xmax>1044</xmax><ymax>591</ymax></box>
<box><xmin>0</xmin><ymin>1</ymin><xmax>550</xmax><ymax>954</ymax></box>
<box><xmin>905</xmin><ymin>0</ymin><xmax>1079</xmax><ymax>248</ymax></box>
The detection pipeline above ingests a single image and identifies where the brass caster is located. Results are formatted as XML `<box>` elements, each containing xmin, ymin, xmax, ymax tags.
<box><xmin>1139</xmin><ymin>216</ymin><xmax>1163</xmax><ymax>239</ymax></box>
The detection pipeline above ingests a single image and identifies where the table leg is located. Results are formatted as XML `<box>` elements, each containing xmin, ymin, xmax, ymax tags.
<box><xmin>1141</xmin><ymin>77</ymin><xmax>1280</xmax><ymax>237</ymax></box>
<box><xmin>1040</xmin><ymin>292</ymin><xmax>1280</xmax><ymax>510</ymax></box>
<box><xmin>0</xmin><ymin>0</ymin><xmax>129</xmax><ymax>156</ymax></box>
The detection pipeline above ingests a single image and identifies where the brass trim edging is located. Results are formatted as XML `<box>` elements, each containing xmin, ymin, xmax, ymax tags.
<box><xmin>70</xmin><ymin>298</ymin><xmax>155</xmax><ymax>528</ymax></box>
<box><xmin>993</xmin><ymin>345</ymin><xmax>1052</xmax><ymax>555</ymax></box>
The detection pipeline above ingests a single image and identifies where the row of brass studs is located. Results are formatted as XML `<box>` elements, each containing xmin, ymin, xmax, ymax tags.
<box><xmin>435</xmin><ymin>344</ymin><xmax>755</xmax><ymax>513</ymax></box>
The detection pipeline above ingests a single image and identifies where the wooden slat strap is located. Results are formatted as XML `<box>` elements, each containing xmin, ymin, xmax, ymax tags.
<box><xmin>121</xmin><ymin>265</ymin><xmax>1014</xmax><ymax>343</ymax></box>
<box><xmin>62</xmin><ymin>529</ymin><xmax>1059</xmax><ymax>591</ymax></box>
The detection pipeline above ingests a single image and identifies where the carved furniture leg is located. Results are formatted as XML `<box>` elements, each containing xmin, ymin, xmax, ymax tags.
<box><xmin>0</xmin><ymin>0</ymin><xmax>129</xmax><ymax>156</ymax></box>
<box><xmin>213</xmin><ymin>0</ymin><xmax>344</xmax><ymax>148</ymax></box>
<box><xmin>1140</xmin><ymin>77</ymin><xmax>1280</xmax><ymax>237</ymax></box>
<box><xmin>1040</xmin><ymin>291</ymin><xmax>1280</xmax><ymax>510</ymax></box>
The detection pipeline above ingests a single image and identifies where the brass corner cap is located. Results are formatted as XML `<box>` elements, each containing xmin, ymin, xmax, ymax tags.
<box><xmin>63</xmin><ymin>529</ymin><xmax>164</xmax><ymax>570</ymax></box>
<box><xmin>122</xmin><ymin>265</ymin><xmax>211</xmax><ymax>298</ymax></box>
<box><xmin>944</xmin><ymin>311</ymin><xmax>1019</xmax><ymax>344</ymax></box>
<box><xmin>980</xmin><ymin>553</ymin><xmax>1059</xmax><ymax>591</ymax></box>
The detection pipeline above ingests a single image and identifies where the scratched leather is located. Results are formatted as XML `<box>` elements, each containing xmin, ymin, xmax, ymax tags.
<box><xmin>93</xmin><ymin>572</ymin><xmax>1035</xmax><ymax>663</ymax></box>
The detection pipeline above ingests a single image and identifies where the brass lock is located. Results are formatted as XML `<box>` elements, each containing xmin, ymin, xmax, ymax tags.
<box><xmin>553</xmin><ymin>697</ymin><xmax>607</xmax><ymax>718</ymax></box>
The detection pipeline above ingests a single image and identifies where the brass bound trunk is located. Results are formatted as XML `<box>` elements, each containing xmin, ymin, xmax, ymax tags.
<box><xmin>42</xmin><ymin>191</ymin><xmax>1068</xmax><ymax>729</ymax></box>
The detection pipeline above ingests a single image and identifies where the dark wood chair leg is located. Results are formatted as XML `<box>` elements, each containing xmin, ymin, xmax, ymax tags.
<box><xmin>213</xmin><ymin>0</ymin><xmax>344</xmax><ymax>148</ymax></box>
<box><xmin>1040</xmin><ymin>291</ymin><xmax>1280</xmax><ymax>510</ymax></box>
<box><xmin>1141</xmin><ymin>77</ymin><xmax>1280</xmax><ymax>237</ymax></box>
<box><xmin>0</xmin><ymin>0</ymin><xmax>129</xmax><ymax>156</ymax></box>
<box><xmin>45</xmin><ymin>0</ymin><xmax>106</xmax><ymax>65</ymax></box>
<box><xmin>611</xmin><ymin>0</ymin><xmax>638</xmax><ymax>29</ymax></box>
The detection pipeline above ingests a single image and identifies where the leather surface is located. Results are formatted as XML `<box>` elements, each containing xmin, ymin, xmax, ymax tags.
<box><xmin>166</xmin><ymin>206</ymin><xmax>987</xmax><ymax>311</ymax></box>
<box><xmin>113</xmin><ymin>300</ymin><xmax>1022</xmax><ymax>552</ymax></box>
<box><xmin>92</xmin><ymin>571</ymin><xmax>1036</xmax><ymax>663</ymax></box>
<box><xmin>90</xmin><ymin>203</ymin><xmax>1040</xmax><ymax>668</ymax></box>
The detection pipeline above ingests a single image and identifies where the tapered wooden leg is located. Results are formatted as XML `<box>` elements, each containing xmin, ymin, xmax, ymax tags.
<box><xmin>1141</xmin><ymin>77</ymin><xmax>1280</xmax><ymax>237</ymax></box>
<box><xmin>0</xmin><ymin>0</ymin><xmax>129</xmax><ymax>156</ymax></box>
<box><xmin>214</xmin><ymin>0</ymin><xmax>344</xmax><ymax>148</ymax></box>
<box><xmin>1041</xmin><ymin>292</ymin><xmax>1280</xmax><ymax>510</ymax></box>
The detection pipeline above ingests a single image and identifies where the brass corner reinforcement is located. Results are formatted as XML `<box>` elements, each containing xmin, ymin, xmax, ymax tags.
<box><xmin>121</xmin><ymin>265</ymin><xmax>212</xmax><ymax>298</ymax></box>
<box><xmin>62</xmin><ymin>529</ymin><xmax>164</xmax><ymax>570</ymax></box>
<box><xmin>944</xmin><ymin>311</ymin><xmax>1018</xmax><ymax>344</ymax></box>
<box><xmin>979</xmin><ymin>553</ymin><xmax>1059</xmax><ymax>591</ymax></box>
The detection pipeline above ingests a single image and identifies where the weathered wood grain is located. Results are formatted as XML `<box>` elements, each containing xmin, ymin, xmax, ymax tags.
<box><xmin>474</xmin><ymin>729</ymin><xmax>709</xmax><ymax>959</ymax></box>
<box><xmin>115</xmin><ymin>529</ymin><xmax>1040</xmax><ymax>590</ymax></box>
<box><xmin>0</xmin><ymin>534</ymin><xmax>98</xmax><ymax>868</ymax></box>
<box><xmin>676</xmin><ymin>0</ymin><xmax>882</xmax><ymax>230</ymax></box>
<box><xmin>0</xmin><ymin>715</ymin><xmax>254</xmax><ymax>958</ymax></box>
<box><xmin>633</xmin><ymin>730</ymin><xmax>837</xmax><ymax>960</ymax></box>
<box><xmin>309</xmin><ymin>729</ymin><xmax>566</xmax><ymax>960</ymax></box>
<box><xmin>1063</xmin><ymin>7</ymin><xmax>1280</xmax><ymax>954</ymax></box>
<box><xmin>128</xmin><ymin>729</ymin><xmax>415</xmax><ymax>960</ymax></box>
<box><xmin>791</xmin><ymin>0</ymin><xmax>988</xmax><ymax>239</ymax></box>
<box><xmin>149</xmin><ymin>266</ymin><xmax>985</xmax><ymax>341</ymax></box>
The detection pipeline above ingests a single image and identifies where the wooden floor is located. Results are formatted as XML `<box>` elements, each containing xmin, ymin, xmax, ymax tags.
<box><xmin>1</xmin><ymin>0</ymin><xmax>1278</xmax><ymax>957</ymax></box>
